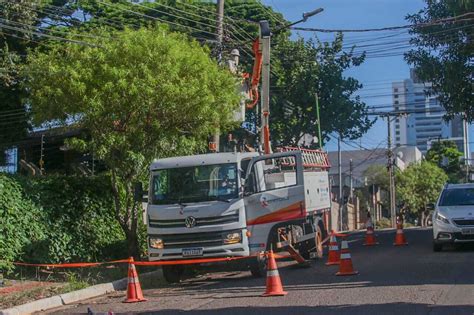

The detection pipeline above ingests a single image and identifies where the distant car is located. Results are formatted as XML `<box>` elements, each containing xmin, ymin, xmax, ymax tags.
<box><xmin>431</xmin><ymin>183</ymin><xmax>474</xmax><ymax>251</ymax></box>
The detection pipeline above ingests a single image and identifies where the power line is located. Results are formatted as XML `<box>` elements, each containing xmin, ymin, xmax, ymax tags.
<box><xmin>291</xmin><ymin>13</ymin><xmax>474</xmax><ymax>32</ymax></box>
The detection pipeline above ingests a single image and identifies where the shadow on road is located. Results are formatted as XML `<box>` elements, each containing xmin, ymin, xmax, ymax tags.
<box><xmin>136</xmin><ymin>303</ymin><xmax>474</xmax><ymax>315</ymax></box>
<box><xmin>158</xmin><ymin>229</ymin><xmax>474</xmax><ymax>295</ymax></box>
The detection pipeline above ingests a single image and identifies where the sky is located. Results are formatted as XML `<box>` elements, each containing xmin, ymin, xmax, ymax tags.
<box><xmin>260</xmin><ymin>0</ymin><xmax>443</xmax><ymax>152</ymax></box>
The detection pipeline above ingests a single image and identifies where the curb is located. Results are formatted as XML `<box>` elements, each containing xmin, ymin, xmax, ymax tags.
<box><xmin>0</xmin><ymin>270</ymin><xmax>161</xmax><ymax>315</ymax></box>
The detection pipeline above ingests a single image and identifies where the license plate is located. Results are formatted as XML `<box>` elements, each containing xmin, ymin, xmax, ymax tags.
<box><xmin>182</xmin><ymin>248</ymin><xmax>203</xmax><ymax>257</ymax></box>
<box><xmin>461</xmin><ymin>228</ymin><xmax>474</xmax><ymax>235</ymax></box>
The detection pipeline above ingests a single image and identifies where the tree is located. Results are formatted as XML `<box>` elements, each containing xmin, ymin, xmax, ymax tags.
<box><xmin>425</xmin><ymin>140</ymin><xmax>463</xmax><ymax>183</ymax></box>
<box><xmin>364</xmin><ymin>164</ymin><xmax>390</xmax><ymax>191</ymax></box>
<box><xmin>405</xmin><ymin>0</ymin><xmax>473</xmax><ymax>120</ymax></box>
<box><xmin>270</xmin><ymin>34</ymin><xmax>374</xmax><ymax>146</ymax></box>
<box><xmin>397</xmin><ymin>161</ymin><xmax>447</xmax><ymax>226</ymax></box>
<box><xmin>0</xmin><ymin>1</ymin><xmax>41</xmax><ymax>163</ymax></box>
<box><xmin>25</xmin><ymin>26</ymin><xmax>240</xmax><ymax>257</ymax></box>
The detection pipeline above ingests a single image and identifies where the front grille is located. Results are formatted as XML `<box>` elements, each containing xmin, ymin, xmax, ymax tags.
<box><xmin>453</xmin><ymin>233</ymin><xmax>474</xmax><ymax>240</ymax></box>
<box><xmin>149</xmin><ymin>213</ymin><xmax>239</xmax><ymax>229</ymax></box>
<box><xmin>452</xmin><ymin>219</ymin><xmax>474</xmax><ymax>226</ymax></box>
<box><xmin>152</xmin><ymin>229</ymin><xmax>241</xmax><ymax>249</ymax></box>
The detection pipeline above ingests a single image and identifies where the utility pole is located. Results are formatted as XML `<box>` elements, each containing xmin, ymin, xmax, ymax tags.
<box><xmin>259</xmin><ymin>21</ymin><xmax>271</xmax><ymax>154</ymax></box>
<box><xmin>463</xmin><ymin>113</ymin><xmax>470</xmax><ymax>182</ymax></box>
<box><xmin>315</xmin><ymin>93</ymin><xmax>322</xmax><ymax>149</ymax></box>
<box><xmin>39</xmin><ymin>134</ymin><xmax>45</xmax><ymax>174</ymax></box>
<box><xmin>386</xmin><ymin>116</ymin><xmax>396</xmax><ymax>228</ymax></box>
<box><xmin>349</xmin><ymin>158</ymin><xmax>353</xmax><ymax>202</ymax></box>
<box><xmin>210</xmin><ymin>0</ymin><xmax>225</xmax><ymax>152</ymax></box>
<box><xmin>338</xmin><ymin>134</ymin><xmax>343</xmax><ymax>231</ymax></box>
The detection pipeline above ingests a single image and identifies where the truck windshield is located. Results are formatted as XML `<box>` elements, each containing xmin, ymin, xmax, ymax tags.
<box><xmin>439</xmin><ymin>188</ymin><xmax>474</xmax><ymax>206</ymax></box>
<box><xmin>151</xmin><ymin>163</ymin><xmax>238</xmax><ymax>204</ymax></box>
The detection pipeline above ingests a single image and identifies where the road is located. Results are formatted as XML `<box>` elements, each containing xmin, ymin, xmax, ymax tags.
<box><xmin>48</xmin><ymin>228</ymin><xmax>474</xmax><ymax>315</ymax></box>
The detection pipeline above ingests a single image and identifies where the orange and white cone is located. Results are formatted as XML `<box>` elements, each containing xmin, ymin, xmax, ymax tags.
<box><xmin>363</xmin><ymin>221</ymin><xmax>379</xmax><ymax>246</ymax></box>
<box><xmin>123</xmin><ymin>257</ymin><xmax>147</xmax><ymax>303</ymax></box>
<box><xmin>393</xmin><ymin>223</ymin><xmax>408</xmax><ymax>246</ymax></box>
<box><xmin>335</xmin><ymin>239</ymin><xmax>359</xmax><ymax>276</ymax></box>
<box><xmin>325</xmin><ymin>231</ymin><xmax>340</xmax><ymax>265</ymax></box>
<box><xmin>262</xmin><ymin>250</ymin><xmax>287</xmax><ymax>297</ymax></box>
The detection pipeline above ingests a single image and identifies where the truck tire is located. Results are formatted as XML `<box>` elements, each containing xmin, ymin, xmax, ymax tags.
<box><xmin>249</xmin><ymin>254</ymin><xmax>267</xmax><ymax>277</ymax></box>
<box><xmin>300</xmin><ymin>225</ymin><xmax>323</xmax><ymax>260</ymax></box>
<box><xmin>162</xmin><ymin>265</ymin><xmax>185</xmax><ymax>283</ymax></box>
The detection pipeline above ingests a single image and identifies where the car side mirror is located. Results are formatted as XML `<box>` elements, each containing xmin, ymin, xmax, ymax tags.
<box><xmin>426</xmin><ymin>203</ymin><xmax>435</xmax><ymax>211</ymax></box>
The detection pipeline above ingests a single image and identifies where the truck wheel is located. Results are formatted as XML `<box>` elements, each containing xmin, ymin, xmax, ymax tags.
<box><xmin>433</xmin><ymin>242</ymin><xmax>443</xmax><ymax>252</ymax></box>
<box><xmin>162</xmin><ymin>265</ymin><xmax>185</xmax><ymax>283</ymax></box>
<box><xmin>300</xmin><ymin>225</ymin><xmax>323</xmax><ymax>260</ymax></box>
<box><xmin>249</xmin><ymin>254</ymin><xmax>267</xmax><ymax>277</ymax></box>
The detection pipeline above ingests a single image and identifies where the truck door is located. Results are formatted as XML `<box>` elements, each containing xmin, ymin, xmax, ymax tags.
<box><xmin>243</xmin><ymin>152</ymin><xmax>305</xmax><ymax>246</ymax></box>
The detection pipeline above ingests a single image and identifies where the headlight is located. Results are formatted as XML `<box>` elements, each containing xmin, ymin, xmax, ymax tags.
<box><xmin>224</xmin><ymin>232</ymin><xmax>241</xmax><ymax>244</ymax></box>
<box><xmin>149</xmin><ymin>237</ymin><xmax>164</xmax><ymax>249</ymax></box>
<box><xmin>435</xmin><ymin>213</ymin><xmax>450</xmax><ymax>224</ymax></box>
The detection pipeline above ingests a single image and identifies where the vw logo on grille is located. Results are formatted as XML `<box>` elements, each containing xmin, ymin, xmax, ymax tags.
<box><xmin>185</xmin><ymin>216</ymin><xmax>196</xmax><ymax>228</ymax></box>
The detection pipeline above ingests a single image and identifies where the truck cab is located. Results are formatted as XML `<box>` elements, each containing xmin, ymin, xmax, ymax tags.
<box><xmin>146</xmin><ymin>148</ymin><xmax>331</xmax><ymax>282</ymax></box>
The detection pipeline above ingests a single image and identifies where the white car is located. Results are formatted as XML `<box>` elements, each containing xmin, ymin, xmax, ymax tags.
<box><xmin>432</xmin><ymin>183</ymin><xmax>474</xmax><ymax>251</ymax></box>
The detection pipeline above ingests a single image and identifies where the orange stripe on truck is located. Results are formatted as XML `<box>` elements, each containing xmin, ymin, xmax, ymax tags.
<box><xmin>247</xmin><ymin>202</ymin><xmax>305</xmax><ymax>226</ymax></box>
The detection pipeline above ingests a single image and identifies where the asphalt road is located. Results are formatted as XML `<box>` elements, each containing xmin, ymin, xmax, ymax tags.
<box><xmin>48</xmin><ymin>228</ymin><xmax>474</xmax><ymax>315</ymax></box>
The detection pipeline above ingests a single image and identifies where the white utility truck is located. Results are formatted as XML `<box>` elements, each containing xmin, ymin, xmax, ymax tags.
<box><xmin>145</xmin><ymin>17</ymin><xmax>331</xmax><ymax>282</ymax></box>
<box><xmin>146</xmin><ymin>147</ymin><xmax>331</xmax><ymax>282</ymax></box>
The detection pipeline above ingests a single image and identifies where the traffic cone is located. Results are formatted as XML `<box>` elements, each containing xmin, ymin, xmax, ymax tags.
<box><xmin>393</xmin><ymin>222</ymin><xmax>408</xmax><ymax>246</ymax></box>
<box><xmin>123</xmin><ymin>257</ymin><xmax>147</xmax><ymax>303</ymax></box>
<box><xmin>335</xmin><ymin>239</ymin><xmax>359</xmax><ymax>276</ymax></box>
<box><xmin>325</xmin><ymin>231</ymin><xmax>340</xmax><ymax>265</ymax></box>
<box><xmin>262</xmin><ymin>250</ymin><xmax>287</xmax><ymax>297</ymax></box>
<box><xmin>363</xmin><ymin>221</ymin><xmax>379</xmax><ymax>246</ymax></box>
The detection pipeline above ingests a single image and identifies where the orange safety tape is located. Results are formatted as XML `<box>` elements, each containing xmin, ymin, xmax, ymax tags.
<box><xmin>13</xmin><ymin>259</ymin><xmax>129</xmax><ymax>268</ymax></box>
<box><xmin>132</xmin><ymin>256</ymin><xmax>254</xmax><ymax>266</ymax></box>
<box><xmin>14</xmin><ymin>252</ymin><xmax>302</xmax><ymax>268</ymax></box>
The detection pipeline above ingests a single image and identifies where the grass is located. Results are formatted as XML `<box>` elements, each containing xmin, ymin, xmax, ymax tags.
<box><xmin>1</xmin><ymin>264</ymin><xmax>160</xmax><ymax>309</ymax></box>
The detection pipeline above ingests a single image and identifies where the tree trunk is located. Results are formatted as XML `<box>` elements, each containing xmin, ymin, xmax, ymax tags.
<box><xmin>420</xmin><ymin>211</ymin><xmax>426</xmax><ymax>227</ymax></box>
<box><xmin>125</xmin><ymin>229</ymin><xmax>140</xmax><ymax>259</ymax></box>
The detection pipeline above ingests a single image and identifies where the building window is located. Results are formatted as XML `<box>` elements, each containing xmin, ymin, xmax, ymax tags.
<box><xmin>396</xmin><ymin>137</ymin><xmax>400</xmax><ymax>142</ymax></box>
<box><xmin>395</xmin><ymin>118</ymin><xmax>400</xmax><ymax>123</ymax></box>
<box><xmin>394</xmin><ymin>101</ymin><xmax>399</xmax><ymax>105</ymax></box>
<box><xmin>395</xmin><ymin>107</ymin><xmax>399</xmax><ymax>110</ymax></box>
<box><xmin>395</xmin><ymin>131</ymin><xmax>400</xmax><ymax>135</ymax></box>
<box><xmin>395</xmin><ymin>124</ymin><xmax>399</xmax><ymax>129</ymax></box>
<box><xmin>394</xmin><ymin>94</ymin><xmax>399</xmax><ymax>99</ymax></box>
<box><xmin>394</xmin><ymin>88</ymin><xmax>398</xmax><ymax>92</ymax></box>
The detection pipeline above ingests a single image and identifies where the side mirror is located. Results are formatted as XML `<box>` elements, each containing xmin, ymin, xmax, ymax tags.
<box><xmin>134</xmin><ymin>182</ymin><xmax>148</xmax><ymax>202</ymax></box>
<box><xmin>426</xmin><ymin>203</ymin><xmax>435</xmax><ymax>211</ymax></box>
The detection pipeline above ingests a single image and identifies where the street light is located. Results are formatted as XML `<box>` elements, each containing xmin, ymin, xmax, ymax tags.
<box><xmin>273</xmin><ymin>7</ymin><xmax>324</xmax><ymax>34</ymax></box>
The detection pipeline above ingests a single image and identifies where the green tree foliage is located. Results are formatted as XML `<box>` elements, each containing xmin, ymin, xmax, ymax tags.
<box><xmin>363</xmin><ymin>164</ymin><xmax>390</xmax><ymax>191</ymax></box>
<box><xmin>405</xmin><ymin>0</ymin><xmax>473</xmax><ymax>120</ymax></box>
<box><xmin>0</xmin><ymin>1</ymin><xmax>41</xmax><ymax>163</ymax></box>
<box><xmin>0</xmin><ymin>174</ymin><xmax>126</xmax><ymax>271</ymax></box>
<box><xmin>425</xmin><ymin>140</ymin><xmax>463</xmax><ymax>182</ymax></box>
<box><xmin>25</xmin><ymin>26</ymin><xmax>240</xmax><ymax>257</ymax></box>
<box><xmin>0</xmin><ymin>174</ymin><xmax>44</xmax><ymax>272</ymax></box>
<box><xmin>271</xmin><ymin>34</ymin><xmax>373</xmax><ymax>145</ymax></box>
<box><xmin>397</xmin><ymin>161</ymin><xmax>447</xmax><ymax>225</ymax></box>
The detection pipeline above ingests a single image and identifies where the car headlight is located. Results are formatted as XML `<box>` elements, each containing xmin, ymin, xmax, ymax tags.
<box><xmin>224</xmin><ymin>232</ymin><xmax>241</xmax><ymax>244</ymax></box>
<box><xmin>435</xmin><ymin>213</ymin><xmax>450</xmax><ymax>224</ymax></box>
<box><xmin>149</xmin><ymin>237</ymin><xmax>164</xmax><ymax>249</ymax></box>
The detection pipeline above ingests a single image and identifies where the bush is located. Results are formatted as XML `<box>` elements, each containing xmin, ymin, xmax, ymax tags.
<box><xmin>0</xmin><ymin>174</ymin><xmax>127</xmax><ymax>272</ymax></box>
<box><xmin>375</xmin><ymin>217</ymin><xmax>392</xmax><ymax>229</ymax></box>
<box><xmin>0</xmin><ymin>174</ymin><xmax>44</xmax><ymax>272</ymax></box>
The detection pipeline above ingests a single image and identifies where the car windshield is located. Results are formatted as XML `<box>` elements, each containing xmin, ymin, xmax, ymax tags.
<box><xmin>151</xmin><ymin>163</ymin><xmax>238</xmax><ymax>204</ymax></box>
<box><xmin>439</xmin><ymin>188</ymin><xmax>474</xmax><ymax>206</ymax></box>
